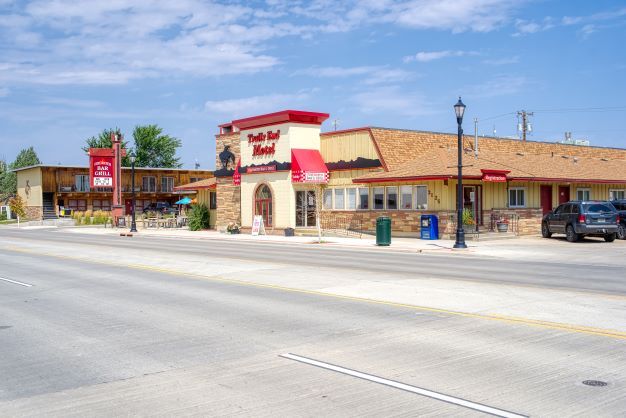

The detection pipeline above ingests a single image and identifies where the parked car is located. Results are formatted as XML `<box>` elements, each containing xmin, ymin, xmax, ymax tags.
<box><xmin>542</xmin><ymin>200</ymin><xmax>619</xmax><ymax>242</ymax></box>
<box><xmin>610</xmin><ymin>199</ymin><xmax>626</xmax><ymax>240</ymax></box>
<box><xmin>142</xmin><ymin>202</ymin><xmax>178</xmax><ymax>215</ymax></box>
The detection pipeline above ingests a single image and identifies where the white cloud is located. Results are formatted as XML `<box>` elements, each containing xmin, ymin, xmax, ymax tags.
<box><xmin>292</xmin><ymin>65</ymin><xmax>413</xmax><ymax>85</ymax></box>
<box><xmin>350</xmin><ymin>86</ymin><xmax>435</xmax><ymax>117</ymax></box>
<box><xmin>482</xmin><ymin>56</ymin><xmax>519</xmax><ymax>65</ymax></box>
<box><xmin>204</xmin><ymin>92</ymin><xmax>311</xmax><ymax>117</ymax></box>
<box><xmin>403</xmin><ymin>50</ymin><xmax>477</xmax><ymax>63</ymax></box>
<box><xmin>466</xmin><ymin>75</ymin><xmax>526</xmax><ymax>98</ymax></box>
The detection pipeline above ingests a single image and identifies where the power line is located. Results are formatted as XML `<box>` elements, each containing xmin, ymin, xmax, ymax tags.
<box><xmin>532</xmin><ymin>106</ymin><xmax>626</xmax><ymax>113</ymax></box>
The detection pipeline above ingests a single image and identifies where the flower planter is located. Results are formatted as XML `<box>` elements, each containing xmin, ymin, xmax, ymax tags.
<box><xmin>496</xmin><ymin>222</ymin><xmax>509</xmax><ymax>233</ymax></box>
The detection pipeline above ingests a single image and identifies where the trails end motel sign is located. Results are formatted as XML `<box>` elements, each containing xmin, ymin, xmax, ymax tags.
<box><xmin>90</xmin><ymin>156</ymin><xmax>114</xmax><ymax>188</ymax></box>
<box><xmin>248</xmin><ymin>130</ymin><xmax>280</xmax><ymax>157</ymax></box>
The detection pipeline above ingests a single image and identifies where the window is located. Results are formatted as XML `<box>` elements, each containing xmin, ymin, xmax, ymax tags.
<box><xmin>323</xmin><ymin>189</ymin><xmax>332</xmax><ymax>210</ymax></box>
<box><xmin>142</xmin><ymin>176</ymin><xmax>156</xmax><ymax>192</ymax></box>
<box><xmin>346</xmin><ymin>188</ymin><xmax>357</xmax><ymax>210</ymax></box>
<box><xmin>576</xmin><ymin>188</ymin><xmax>591</xmax><ymax>201</ymax></box>
<box><xmin>373</xmin><ymin>187</ymin><xmax>384</xmax><ymax>210</ymax></box>
<box><xmin>68</xmin><ymin>199</ymin><xmax>87</xmax><ymax>211</ymax></box>
<box><xmin>161</xmin><ymin>177</ymin><xmax>174</xmax><ymax>192</ymax></box>
<box><xmin>386</xmin><ymin>186</ymin><xmax>398</xmax><ymax>210</ymax></box>
<box><xmin>75</xmin><ymin>175</ymin><xmax>90</xmax><ymax>192</ymax></box>
<box><xmin>414</xmin><ymin>185</ymin><xmax>428</xmax><ymax>209</ymax></box>
<box><xmin>92</xmin><ymin>199</ymin><xmax>111</xmax><ymax>211</ymax></box>
<box><xmin>609</xmin><ymin>189</ymin><xmax>625</xmax><ymax>200</ymax></box>
<box><xmin>358</xmin><ymin>188</ymin><xmax>369</xmax><ymax>210</ymax></box>
<box><xmin>334</xmin><ymin>188</ymin><xmax>345</xmax><ymax>210</ymax></box>
<box><xmin>210</xmin><ymin>192</ymin><xmax>217</xmax><ymax>210</ymax></box>
<box><xmin>400</xmin><ymin>186</ymin><xmax>412</xmax><ymax>209</ymax></box>
<box><xmin>508</xmin><ymin>187</ymin><xmax>526</xmax><ymax>208</ymax></box>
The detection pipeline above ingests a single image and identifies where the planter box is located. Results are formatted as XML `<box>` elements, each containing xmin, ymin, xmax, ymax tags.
<box><xmin>496</xmin><ymin>222</ymin><xmax>509</xmax><ymax>232</ymax></box>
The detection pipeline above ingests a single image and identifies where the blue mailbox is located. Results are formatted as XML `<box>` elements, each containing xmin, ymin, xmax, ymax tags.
<box><xmin>420</xmin><ymin>214</ymin><xmax>439</xmax><ymax>240</ymax></box>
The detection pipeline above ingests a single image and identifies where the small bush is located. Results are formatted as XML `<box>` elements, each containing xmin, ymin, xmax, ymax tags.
<box><xmin>0</xmin><ymin>212</ymin><xmax>7</xmax><ymax>221</ymax></box>
<box><xmin>188</xmin><ymin>204</ymin><xmax>210</xmax><ymax>231</ymax></box>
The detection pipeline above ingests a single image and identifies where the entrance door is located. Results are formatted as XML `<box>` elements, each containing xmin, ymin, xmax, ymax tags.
<box><xmin>125</xmin><ymin>199</ymin><xmax>133</xmax><ymax>214</ymax></box>
<box><xmin>558</xmin><ymin>186</ymin><xmax>570</xmax><ymax>204</ymax></box>
<box><xmin>463</xmin><ymin>185</ymin><xmax>482</xmax><ymax>226</ymax></box>
<box><xmin>296</xmin><ymin>190</ymin><xmax>316</xmax><ymax>227</ymax></box>
<box><xmin>254</xmin><ymin>185</ymin><xmax>273</xmax><ymax>227</ymax></box>
<box><xmin>540</xmin><ymin>185</ymin><xmax>553</xmax><ymax>215</ymax></box>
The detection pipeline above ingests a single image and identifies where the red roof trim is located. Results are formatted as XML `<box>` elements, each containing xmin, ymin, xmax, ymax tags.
<box><xmin>510</xmin><ymin>177</ymin><xmax>626</xmax><ymax>184</ymax></box>
<box><xmin>232</xmin><ymin>110</ymin><xmax>330</xmax><ymax>130</ymax></box>
<box><xmin>353</xmin><ymin>175</ymin><xmax>453</xmax><ymax>184</ymax></box>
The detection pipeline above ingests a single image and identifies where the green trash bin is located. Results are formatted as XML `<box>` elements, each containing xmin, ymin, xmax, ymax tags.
<box><xmin>376</xmin><ymin>216</ymin><xmax>391</xmax><ymax>246</ymax></box>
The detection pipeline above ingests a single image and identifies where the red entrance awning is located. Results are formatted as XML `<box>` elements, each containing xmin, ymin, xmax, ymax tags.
<box><xmin>481</xmin><ymin>169</ymin><xmax>510</xmax><ymax>182</ymax></box>
<box><xmin>291</xmin><ymin>149</ymin><xmax>329</xmax><ymax>183</ymax></box>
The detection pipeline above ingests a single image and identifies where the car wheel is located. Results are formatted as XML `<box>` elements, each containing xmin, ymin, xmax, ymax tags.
<box><xmin>618</xmin><ymin>224</ymin><xmax>626</xmax><ymax>240</ymax></box>
<box><xmin>541</xmin><ymin>222</ymin><xmax>552</xmax><ymax>238</ymax></box>
<box><xmin>605</xmin><ymin>233</ymin><xmax>617</xmax><ymax>243</ymax></box>
<box><xmin>566</xmin><ymin>225</ymin><xmax>579</xmax><ymax>242</ymax></box>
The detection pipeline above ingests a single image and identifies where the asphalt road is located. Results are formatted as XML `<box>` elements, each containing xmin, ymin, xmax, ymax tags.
<box><xmin>1</xmin><ymin>228</ymin><xmax>625</xmax><ymax>416</ymax></box>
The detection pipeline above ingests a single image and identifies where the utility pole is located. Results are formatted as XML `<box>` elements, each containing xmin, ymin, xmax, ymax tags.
<box><xmin>516</xmin><ymin>110</ymin><xmax>534</xmax><ymax>141</ymax></box>
<box><xmin>473</xmin><ymin>117</ymin><xmax>478</xmax><ymax>158</ymax></box>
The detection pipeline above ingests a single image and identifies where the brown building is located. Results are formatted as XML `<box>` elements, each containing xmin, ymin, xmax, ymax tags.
<box><xmin>15</xmin><ymin>165</ymin><xmax>213</xmax><ymax>220</ymax></box>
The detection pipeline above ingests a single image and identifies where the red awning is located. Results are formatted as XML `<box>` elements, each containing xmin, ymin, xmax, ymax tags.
<box><xmin>233</xmin><ymin>159</ymin><xmax>241</xmax><ymax>185</ymax></box>
<box><xmin>481</xmin><ymin>169</ymin><xmax>510</xmax><ymax>182</ymax></box>
<box><xmin>291</xmin><ymin>149</ymin><xmax>329</xmax><ymax>183</ymax></box>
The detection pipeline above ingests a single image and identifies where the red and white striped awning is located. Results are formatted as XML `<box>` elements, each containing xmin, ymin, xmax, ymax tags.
<box><xmin>291</xmin><ymin>149</ymin><xmax>329</xmax><ymax>184</ymax></box>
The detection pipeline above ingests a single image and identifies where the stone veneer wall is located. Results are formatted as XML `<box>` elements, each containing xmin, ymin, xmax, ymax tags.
<box><xmin>215</xmin><ymin>178</ymin><xmax>240</xmax><ymax>231</ymax></box>
<box><xmin>25</xmin><ymin>206</ymin><xmax>43</xmax><ymax>220</ymax></box>
<box><xmin>321</xmin><ymin>208</ymin><xmax>542</xmax><ymax>238</ymax></box>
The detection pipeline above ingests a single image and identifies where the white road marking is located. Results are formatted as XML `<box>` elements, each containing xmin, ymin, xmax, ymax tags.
<box><xmin>280</xmin><ymin>353</ymin><xmax>527</xmax><ymax>418</ymax></box>
<box><xmin>0</xmin><ymin>277</ymin><xmax>33</xmax><ymax>287</ymax></box>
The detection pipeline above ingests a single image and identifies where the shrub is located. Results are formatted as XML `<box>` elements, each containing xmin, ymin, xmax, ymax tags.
<box><xmin>8</xmin><ymin>195</ymin><xmax>26</xmax><ymax>219</ymax></box>
<box><xmin>0</xmin><ymin>212</ymin><xmax>7</xmax><ymax>221</ymax></box>
<box><xmin>188</xmin><ymin>204</ymin><xmax>210</xmax><ymax>231</ymax></box>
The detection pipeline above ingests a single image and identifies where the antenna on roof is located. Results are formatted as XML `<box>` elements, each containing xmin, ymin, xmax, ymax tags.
<box><xmin>332</xmin><ymin>119</ymin><xmax>340</xmax><ymax>131</ymax></box>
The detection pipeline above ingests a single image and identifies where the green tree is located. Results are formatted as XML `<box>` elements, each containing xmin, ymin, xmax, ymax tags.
<box><xmin>132</xmin><ymin>125</ymin><xmax>182</xmax><ymax>168</ymax></box>
<box><xmin>82</xmin><ymin>128</ymin><xmax>130</xmax><ymax>166</ymax></box>
<box><xmin>0</xmin><ymin>147</ymin><xmax>41</xmax><ymax>196</ymax></box>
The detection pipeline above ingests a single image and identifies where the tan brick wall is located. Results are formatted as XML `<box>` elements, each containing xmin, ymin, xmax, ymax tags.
<box><xmin>24</xmin><ymin>206</ymin><xmax>43</xmax><ymax>220</ymax></box>
<box><xmin>215</xmin><ymin>178</ymin><xmax>241</xmax><ymax>231</ymax></box>
<box><xmin>215</xmin><ymin>132</ymin><xmax>240</xmax><ymax>169</ymax></box>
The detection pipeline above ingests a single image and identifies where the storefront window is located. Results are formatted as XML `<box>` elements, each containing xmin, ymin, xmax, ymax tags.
<box><xmin>373</xmin><ymin>187</ymin><xmax>384</xmax><ymax>209</ymax></box>
<box><xmin>161</xmin><ymin>177</ymin><xmax>174</xmax><ymax>192</ymax></box>
<box><xmin>610</xmin><ymin>189</ymin><xmax>626</xmax><ymax>200</ymax></box>
<box><xmin>68</xmin><ymin>199</ymin><xmax>87</xmax><ymax>211</ymax></box>
<box><xmin>142</xmin><ymin>176</ymin><xmax>156</xmax><ymax>192</ymax></box>
<box><xmin>92</xmin><ymin>199</ymin><xmax>111</xmax><ymax>211</ymax></box>
<box><xmin>358</xmin><ymin>188</ymin><xmax>369</xmax><ymax>210</ymax></box>
<box><xmin>400</xmin><ymin>186</ymin><xmax>412</xmax><ymax>209</ymax></box>
<box><xmin>576</xmin><ymin>188</ymin><xmax>591</xmax><ymax>201</ymax></box>
<box><xmin>334</xmin><ymin>189</ymin><xmax>345</xmax><ymax>210</ymax></box>
<box><xmin>346</xmin><ymin>188</ymin><xmax>356</xmax><ymax>210</ymax></box>
<box><xmin>323</xmin><ymin>189</ymin><xmax>332</xmax><ymax>210</ymax></box>
<box><xmin>414</xmin><ymin>186</ymin><xmax>428</xmax><ymax>209</ymax></box>
<box><xmin>386</xmin><ymin>186</ymin><xmax>398</xmax><ymax>210</ymax></box>
<box><xmin>210</xmin><ymin>192</ymin><xmax>217</xmax><ymax>209</ymax></box>
<box><xmin>508</xmin><ymin>188</ymin><xmax>526</xmax><ymax>208</ymax></box>
<box><xmin>75</xmin><ymin>175</ymin><xmax>90</xmax><ymax>192</ymax></box>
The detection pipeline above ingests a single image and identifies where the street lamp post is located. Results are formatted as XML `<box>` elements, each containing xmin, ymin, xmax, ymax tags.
<box><xmin>130</xmin><ymin>152</ymin><xmax>137</xmax><ymax>233</ymax></box>
<box><xmin>453</xmin><ymin>97</ymin><xmax>467</xmax><ymax>249</ymax></box>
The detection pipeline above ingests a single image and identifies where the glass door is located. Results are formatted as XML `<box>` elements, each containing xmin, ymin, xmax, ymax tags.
<box><xmin>296</xmin><ymin>190</ymin><xmax>317</xmax><ymax>227</ymax></box>
<box><xmin>463</xmin><ymin>185</ymin><xmax>482</xmax><ymax>226</ymax></box>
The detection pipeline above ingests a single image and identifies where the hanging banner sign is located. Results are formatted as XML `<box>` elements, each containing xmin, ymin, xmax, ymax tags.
<box><xmin>303</xmin><ymin>172</ymin><xmax>328</xmax><ymax>183</ymax></box>
<box><xmin>480</xmin><ymin>169</ymin><xmax>509</xmax><ymax>183</ymax></box>
<box><xmin>90</xmin><ymin>156</ymin><xmax>114</xmax><ymax>188</ymax></box>
<box><xmin>251</xmin><ymin>215</ymin><xmax>266</xmax><ymax>236</ymax></box>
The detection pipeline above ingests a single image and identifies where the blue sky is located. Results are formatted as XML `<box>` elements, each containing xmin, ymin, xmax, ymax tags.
<box><xmin>1</xmin><ymin>0</ymin><xmax>625</xmax><ymax>169</ymax></box>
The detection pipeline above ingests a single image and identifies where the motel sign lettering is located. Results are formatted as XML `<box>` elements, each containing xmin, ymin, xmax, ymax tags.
<box><xmin>249</xmin><ymin>130</ymin><xmax>280</xmax><ymax>156</ymax></box>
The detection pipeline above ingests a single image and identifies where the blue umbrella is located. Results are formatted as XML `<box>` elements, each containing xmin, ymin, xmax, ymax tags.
<box><xmin>175</xmin><ymin>197</ymin><xmax>192</xmax><ymax>205</ymax></box>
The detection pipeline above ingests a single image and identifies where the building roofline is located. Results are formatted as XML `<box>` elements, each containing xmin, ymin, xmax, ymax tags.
<box><xmin>10</xmin><ymin>164</ymin><xmax>213</xmax><ymax>173</ymax></box>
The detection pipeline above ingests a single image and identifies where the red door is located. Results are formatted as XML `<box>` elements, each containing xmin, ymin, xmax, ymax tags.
<box><xmin>540</xmin><ymin>185</ymin><xmax>553</xmax><ymax>215</ymax></box>
<box><xmin>558</xmin><ymin>186</ymin><xmax>570</xmax><ymax>204</ymax></box>
<box><xmin>125</xmin><ymin>199</ymin><xmax>133</xmax><ymax>214</ymax></box>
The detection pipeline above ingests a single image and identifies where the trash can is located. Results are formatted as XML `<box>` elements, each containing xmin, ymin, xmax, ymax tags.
<box><xmin>284</xmin><ymin>227</ymin><xmax>295</xmax><ymax>237</ymax></box>
<box><xmin>376</xmin><ymin>216</ymin><xmax>391</xmax><ymax>246</ymax></box>
<box><xmin>420</xmin><ymin>214</ymin><xmax>439</xmax><ymax>240</ymax></box>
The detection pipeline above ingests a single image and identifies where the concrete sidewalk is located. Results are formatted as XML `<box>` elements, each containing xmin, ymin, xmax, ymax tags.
<box><xmin>51</xmin><ymin>224</ymin><xmax>626</xmax><ymax>266</ymax></box>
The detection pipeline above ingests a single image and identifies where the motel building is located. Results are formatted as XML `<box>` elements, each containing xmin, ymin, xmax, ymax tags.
<box><xmin>194</xmin><ymin>109</ymin><xmax>626</xmax><ymax>237</ymax></box>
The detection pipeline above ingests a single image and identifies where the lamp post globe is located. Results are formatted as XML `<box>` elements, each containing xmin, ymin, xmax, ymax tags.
<box><xmin>453</xmin><ymin>97</ymin><xmax>467</xmax><ymax>249</ymax></box>
<box><xmin>129</xmin><ymin>153</ymin><xmax>138</xmax><ymax>233</ymax></box>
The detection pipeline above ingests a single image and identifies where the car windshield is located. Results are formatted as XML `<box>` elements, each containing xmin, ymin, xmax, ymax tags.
<box><xmin>613</xmin><ymin>202</ymin><xmax>626</xmax><ymax>211</ymax></box>
<box><xmin>583</xmin><ymin>203</ymin><xmax>615</xmax><ymax>213</ymax></box>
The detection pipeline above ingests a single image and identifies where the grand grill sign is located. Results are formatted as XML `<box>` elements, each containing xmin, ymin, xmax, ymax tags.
<box><xmin>90</xmin><ymin>156</ymin><xmax>114</xmax><ymax>188</ymax></box>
